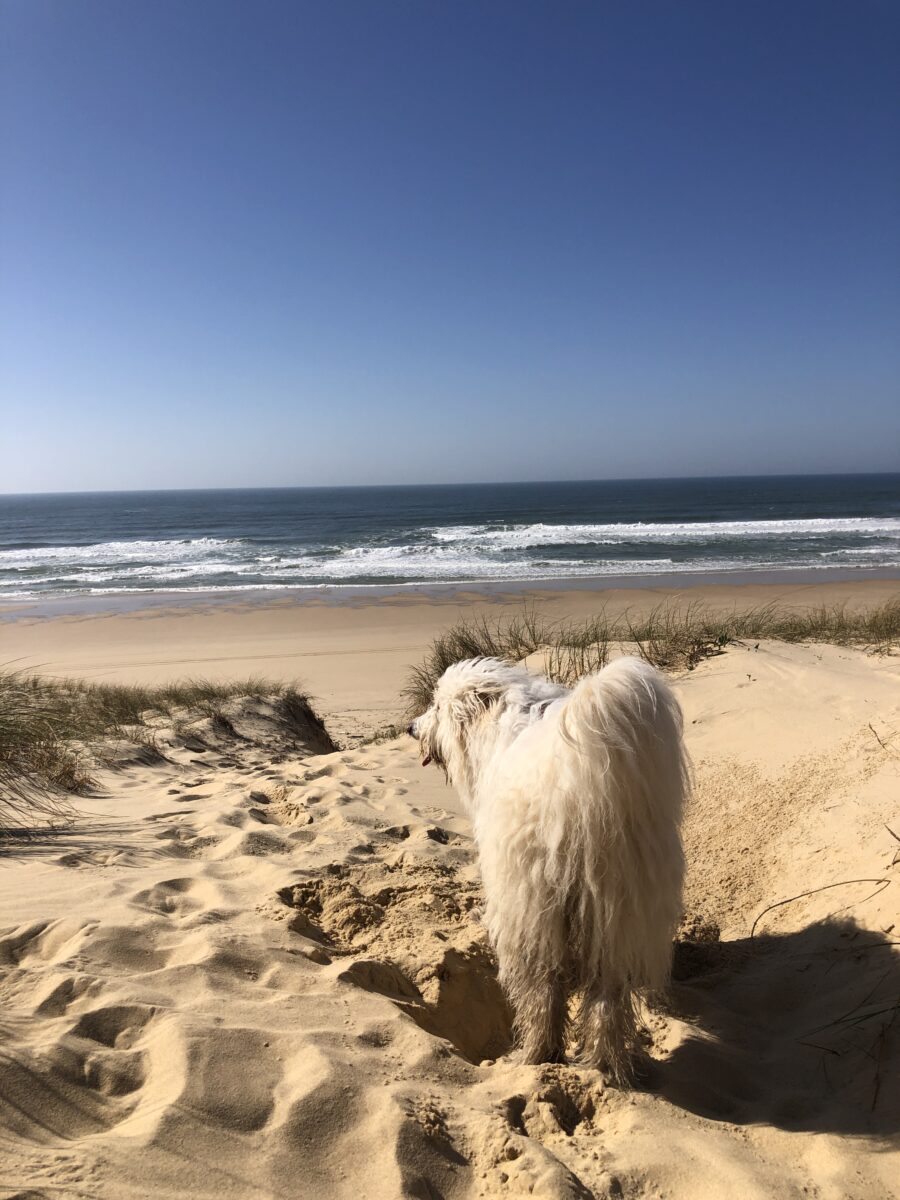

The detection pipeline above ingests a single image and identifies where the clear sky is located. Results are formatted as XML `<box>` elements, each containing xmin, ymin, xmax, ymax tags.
<box><xmin>2</xmin><ymin>0</ymin><xmax>898</xmax><ymax>493</ymax></box>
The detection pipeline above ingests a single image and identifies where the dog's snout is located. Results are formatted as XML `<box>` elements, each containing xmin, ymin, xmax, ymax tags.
<box><xmin>406</xmin><ymin>723</ymin><xmax>416</xmax><ymax>738</ymax></box>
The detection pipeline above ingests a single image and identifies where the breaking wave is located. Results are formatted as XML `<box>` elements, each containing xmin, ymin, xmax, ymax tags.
<box><xmin>2</xmin><ymin>515</ymin><xmax>899</xmax><ymax>598</ymax></box>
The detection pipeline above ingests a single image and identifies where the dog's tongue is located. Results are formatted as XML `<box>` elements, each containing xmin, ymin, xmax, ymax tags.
<box><xmin>421</xmin><ymin>755</ymin><xmax>432</xmax><ymax>767</ymax></box>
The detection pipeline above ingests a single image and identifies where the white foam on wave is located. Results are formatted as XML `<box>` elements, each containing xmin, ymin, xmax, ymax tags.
<box><xmin>5</xmin><ymin>555</ymin><xmax>900</xmax><ymax>600</ymax></box>
<box><xmin>818</xmin><ymin>545</ymin><xmax>897</xmax><ymax>558</ymax></box>
<box><xmin>2</xmin><ymin>517</ymin><xmax>899</xmax><ymax>597</ymax></box>
<box><xmin>0</xmin><ymin>537</ymin><xmax>242</xmax><ymax>566</ymax></box>
<box><xmin>429</xmin><ymin>517</ymin><xmax>900</xmax><ymax>547</ymax></box>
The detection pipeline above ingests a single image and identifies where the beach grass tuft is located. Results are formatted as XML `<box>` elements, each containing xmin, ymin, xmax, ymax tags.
<box><xmin>402</xmin><ymin>597</ymin><xmax>900</xmax><ymax>716</ymax></box>
<box><xmin>0</xmin><ymin>670</ymin><xmax>324</xmax><ymax>835</ymax></box>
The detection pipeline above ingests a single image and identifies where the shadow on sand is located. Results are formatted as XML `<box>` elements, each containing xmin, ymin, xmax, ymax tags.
<box><xmin>646</xmin><ymin>917</ymin><xmax>899</xmax><ymax>1137</ymax></box>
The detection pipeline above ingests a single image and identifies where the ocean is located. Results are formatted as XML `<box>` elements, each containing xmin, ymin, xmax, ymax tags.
<box><xmin>1</xmin><ymin>475</ymin><xmax>899</xmax><ymax>600</ymax></box>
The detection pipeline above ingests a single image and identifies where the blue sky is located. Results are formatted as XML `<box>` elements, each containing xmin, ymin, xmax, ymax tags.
<box><xmin>2</xmin><ymin>0</ymin><xmax>898</xmax><ymax>492</ymax></box>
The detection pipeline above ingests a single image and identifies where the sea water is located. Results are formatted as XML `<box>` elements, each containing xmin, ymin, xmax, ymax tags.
<box><xmin>1</xmin><ymin>475</ymin><xmax>898</xmax><ymax>599</ymax></box>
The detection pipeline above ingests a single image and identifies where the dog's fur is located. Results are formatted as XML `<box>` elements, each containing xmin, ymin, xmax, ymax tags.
<box><xmin>410</xmin><ymin>655</ymin><xmax>688</xmax><ymax>1082</ymax></box>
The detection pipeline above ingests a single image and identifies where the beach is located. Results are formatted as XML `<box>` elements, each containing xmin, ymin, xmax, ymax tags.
<box><xmin>5</xmin><ymin>0</ymin><xmax>899</xmax><ymax>1190</ymax></box>
<box><xmin>1</xmin><ymin>575</ymin><xmax>899</xmax><ymax>1198</ymax></box>
<box><xmin>2</xmin><ymin>574</ymin><xmax>898</xmax><ymax>738</ymax></box>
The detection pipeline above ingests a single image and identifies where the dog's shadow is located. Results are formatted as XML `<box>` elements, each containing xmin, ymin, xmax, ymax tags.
<box><xmin>645</xmin><ymin>917</ymin><xmax>900</xmax><ymax>1137</ymax></box>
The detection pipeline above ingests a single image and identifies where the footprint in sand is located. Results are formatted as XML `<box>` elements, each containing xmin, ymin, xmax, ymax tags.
<box><xmin>302</xmin><ymin>787</ymin><xmax>345</xmax><ymax>806</ymax></box>
<box><xmin>0</xmin><ymin>918</ymin><xmax>96</xmax><ymax>968</ymax></box>
<box><xmin>220</xmin><ymin>809</ymin><xmax>249</xmax><ymax>828</ymax></box>
<box><xmin>207</xmin><ymin>829</ymin><xmax>292</xmax><ymax>860</ymax></box>
<box><xmin>303</xmin><ymin>765</ymin><xmax>340</xmax><ymax>782</ymax></box>
<box><xmin>383</xmin><ymin>825</ymin><xmax>411</xmax><ymax>841</ymax></box>
<box><xmin>83</xmin><ymin>926</ymin><xmax>170</xmax><ymax>972</ymax></box>
<box><xmin>286</xmin><ymin>827</ymin><xmax>316</xmax><ymax>845</ymax></box>
<box><xmin>154</xmin><ymin>825</ymin><xmax>184</xmax><ymax>841</ymax></box>
<box><xmin>172</xmin><ymin>1025</ymin><xmax>283</xmax><ymax>1133</ymax></box>
<box><xmin>153</xmin><ymin>828</ymin><xmax>222</xmax><ymax>859</ymax></box>
<box><xmin>57</xmin><ymin>848</ymin><xmax>135</xmax><ymax>869</ymax></box>
<box><xmin>33</xmin><ymin>971</ymin><xmax>98</xmax><ymax>1016</ymax></box>
<box><xmin>56</xmin><ymin>1003</ymin><xmax>158</xmax><ymax>1099</ymax></box>
<box><xmin>131</xmin><ymin>877</ymin><xmax>213</xmax><ymax>917</ymax></box>
<box><xmin>70</xmin><ymin>1002</ymin><xmax>157</xmax><ymax>1050</ymax></box>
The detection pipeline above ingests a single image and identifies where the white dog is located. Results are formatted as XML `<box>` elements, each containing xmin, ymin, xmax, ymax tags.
<box><xmin>409</xmin><ymin>654</ymin><xmax>688</xmax><ymax>1082</ymax></box>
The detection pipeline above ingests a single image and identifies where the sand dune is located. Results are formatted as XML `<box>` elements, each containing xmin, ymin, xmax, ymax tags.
<box><xmin>1</xmin><ymin>639</ymin><xmax>898</xmax><ymax>1199</ymax></box>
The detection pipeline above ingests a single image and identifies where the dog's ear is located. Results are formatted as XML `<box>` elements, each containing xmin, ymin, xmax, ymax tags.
<box><xmin>451</xmin><ymin>685</ymin><xmax>501</xmax><ymax>726</ymax></box>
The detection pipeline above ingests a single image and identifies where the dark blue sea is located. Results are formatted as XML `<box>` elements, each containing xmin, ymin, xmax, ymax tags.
<box><xmin>1</xmin><ymin>475</ymin><xmax>898</xmax><ymax>599</ymax></box>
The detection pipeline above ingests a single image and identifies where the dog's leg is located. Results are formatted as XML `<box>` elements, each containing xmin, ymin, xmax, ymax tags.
<box><xmin>489</xmin><ymin>883</ymin><xmax>568</xmax><ymax>1062</ymax></box>
<box><xmin>576</xmin><ymin>979</ymin><xmax>639</xmax><ymax>1084</ymax></box>
<box><xmin>501</xmin><ymin>959</ymin><xmax>567</xmax><ymax>1064</ymax></box>
<box><xmin>478</xmin><ymin>798</ymin><xmax>569</xmax><ymax>1064</ymax></box>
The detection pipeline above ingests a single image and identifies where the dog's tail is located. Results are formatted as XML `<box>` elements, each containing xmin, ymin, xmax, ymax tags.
<box><xmin>553</xmin><ymin>656</ymin><xmax>688</xmax><ymax>1000</ymax></box>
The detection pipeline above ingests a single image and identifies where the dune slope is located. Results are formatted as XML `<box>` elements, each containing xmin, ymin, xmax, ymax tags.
<box><xmin>1</xmin><ymin>640</ymin><xmax>898</xmax><ymax>1199</ymax></box>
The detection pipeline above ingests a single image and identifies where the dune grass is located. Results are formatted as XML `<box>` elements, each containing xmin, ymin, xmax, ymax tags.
<box><xmin>0</xmin><ymin>670</ymin><xmax>320</xmax><ymax>834</ymax></box>
<box><xmin>403</xmin><ymin>597</ymin><xmax>900</xmax><ymax>716</ymax></box>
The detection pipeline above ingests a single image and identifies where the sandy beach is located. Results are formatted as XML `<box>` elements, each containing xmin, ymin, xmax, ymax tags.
<box><xmin>5</xmin><ymin>0</ymin><xmax>899</xmax><ymax>1190</ymax></box>
<box><xmin>1</xmin><ymin>578</ymin><xmax>899</xmax><ymax>1198</ymax></box>
<box><xmin>3</xmin><ymin>576</ymin><xmax>899</xmax><ymax>742</ymax></box>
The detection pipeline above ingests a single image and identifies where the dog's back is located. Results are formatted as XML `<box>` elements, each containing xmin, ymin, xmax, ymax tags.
<box><xmin>473</xmin><ymin>655</ymin><xmax>688</xmax><ymax>1081</ymax></box>
<box><xmin>557</xmin><ymin>657</ymin><xmax>688</xmax><ymax>990</ymax></box>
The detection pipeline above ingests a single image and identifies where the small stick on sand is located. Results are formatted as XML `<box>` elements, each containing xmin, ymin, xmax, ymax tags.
<box><xmin>750</xmin><ymin>878</ymin><xmax>892</xmax><ymax>939</ymax></box>
<box><xmin>802</xmin><ymin>969</ymin><xmax>895</xmax><ymax>1038</ymax></box>
<box><xmin>868</xmin><ymin>723</ymin><xmax>889</xmax><ymax>751</ymax></box>
<box><xmin>796</xmin><ymin>1039</ymin><xmax>841</xmax><ymax>1056</ymax></box>
<box><xmin>871</xmin><ymin>1003</ymin><xmax>899</xmax><ymax>1110</ymax></box>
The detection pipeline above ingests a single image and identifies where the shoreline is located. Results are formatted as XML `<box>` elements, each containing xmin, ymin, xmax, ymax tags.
<box><xmin>3</xmin><ymin>572</ymin><xmax>896</xmax><ymax>744</ymax></box>
<box><xmin>2</xmin><ymin>563</ymin><xmax>899</xmax><ymax>622</ymax></box>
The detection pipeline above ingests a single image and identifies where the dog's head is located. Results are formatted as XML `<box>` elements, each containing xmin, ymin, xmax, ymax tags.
<box><xmin>407</xmin><ymin>657</ymin><xmax>514</xmax><ymax>783</ymax></box>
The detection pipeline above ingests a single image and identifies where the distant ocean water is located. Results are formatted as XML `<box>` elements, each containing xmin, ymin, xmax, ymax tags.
<box><xmin>1</xmin><ymin>476</ymin><xmax>899</xmax><ymax>600</ymax></box>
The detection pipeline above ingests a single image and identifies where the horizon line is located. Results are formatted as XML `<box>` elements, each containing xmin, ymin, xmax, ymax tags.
<box><xmin>2</xmin><ymin>468</ymin><xmax>899</xmax><ymax>500</ymax></box>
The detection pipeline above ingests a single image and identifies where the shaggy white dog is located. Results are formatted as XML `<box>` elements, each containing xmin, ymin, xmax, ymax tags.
<box><xmin>410</xmin><ymin>655</ymin><xmax>688</xmax><ymax>1082</ymax></box>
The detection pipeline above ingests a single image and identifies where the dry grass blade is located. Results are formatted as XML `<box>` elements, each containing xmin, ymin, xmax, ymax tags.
<box><xmin>802</xmin><ymin>970</ymin><xmax>895</xmax><ymax>1038</ymax></box>
<box><xmin>0</xmin><ymin>667</ymin><xmax>325</xmax><ymax>837</ymax></box>
<box><xmin>750</xmin><ymin>879</ymin><xmax>892</xmax><ymax>939</ymax></box>
<box><xmin>871</xmin><ymin>1002</ymin><xmax>899</xmax><ymax>1110</ymax></box>
<box><xmin>402</xmin><ymin>598</ymin><xmax>900</xmax><ymax>715</ymax></box>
